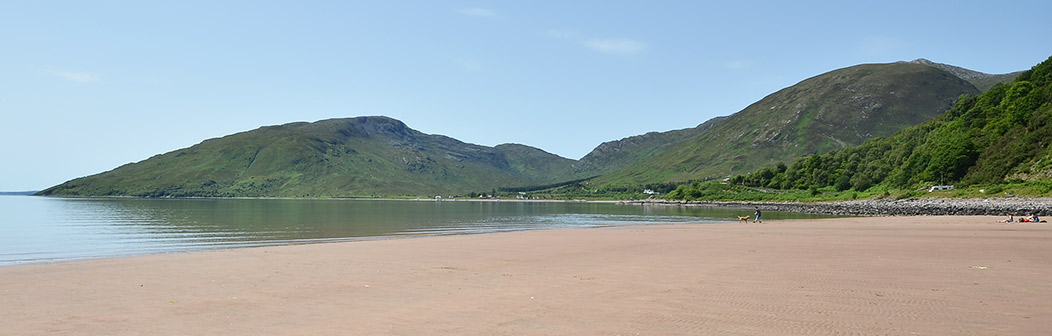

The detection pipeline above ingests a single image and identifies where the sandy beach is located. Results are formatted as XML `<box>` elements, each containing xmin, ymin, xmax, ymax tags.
<box><xmin>3</xmin><ymin>216</ymin><xmax>1050</xmax><ymax>335</ymax></box>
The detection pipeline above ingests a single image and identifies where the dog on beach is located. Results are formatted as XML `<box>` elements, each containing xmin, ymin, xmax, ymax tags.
<box><xmin>737</xmin><ymin>216</ymin><xmax>750</xmax><ymax>223</ymax></box>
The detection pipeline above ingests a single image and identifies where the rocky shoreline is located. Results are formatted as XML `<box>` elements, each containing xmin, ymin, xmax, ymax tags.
<box><xmin>622</xmin><ymin>197</ymin><xmax>1052</xmax><ymax>216</ymax></box>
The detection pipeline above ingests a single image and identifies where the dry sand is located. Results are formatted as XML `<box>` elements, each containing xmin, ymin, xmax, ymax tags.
<box><xmin>3</xmin><ymin>216</ymin><xmax>1050</xmax><ymax>335</ymax></box>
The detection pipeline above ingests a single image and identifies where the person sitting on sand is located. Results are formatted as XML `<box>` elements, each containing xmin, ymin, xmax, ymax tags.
<box><xmin>1022</xmin><ymin>213</ymin><xmax>1038</xmax><ymax>222</ymax></box>
<box><xmin>1002</xmin><ymin>214</ymin><xmax>1014</xmax><ymax>223</ymax></box>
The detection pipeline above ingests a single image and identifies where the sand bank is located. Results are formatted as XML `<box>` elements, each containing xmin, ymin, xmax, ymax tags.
<box><xmin>3</xmin><ymin>216</ymin><xmax>1050</xmax><ymax>335</ymax></box>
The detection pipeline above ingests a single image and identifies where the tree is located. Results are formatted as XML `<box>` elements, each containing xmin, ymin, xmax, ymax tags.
<box><xmin>775</xmin><ymin>162</ymin><xmax>788</xmax><ymax>173</ymax></box>
<box><xmin>834</xmin><ymin>175</ymin><xmax>852</xmax><ymax>191</ymax></box>
<box><xmin>924</xmin><ymin>130</ymin><xmax>979</xmax><ymax>183</ymax></box>
<box><xmin>851</xmin><ymin>172</ymin><xmax>874</xmax><ymax>191</ymax></box>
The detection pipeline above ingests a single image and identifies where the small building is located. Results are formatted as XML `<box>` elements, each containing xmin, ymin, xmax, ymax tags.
<box><xmin>928</xmin><ymin>185</ymin><xmax>954</xmax><ymax>192</ymax></box>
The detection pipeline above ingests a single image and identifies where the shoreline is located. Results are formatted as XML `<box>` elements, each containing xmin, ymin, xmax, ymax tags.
<box><xmin>1</xmin><ymin>197</ymin><xmax>819</xmax><ymax>268</ymax></box>
<box><xmin>32</xmin><ymin>194</ymin><xmax>1052</xmax><ymax>216</ymax></box>
<box><xmin>30</xmin><ymin>194</ymin><xmax>622</xmax><ymax>204</ymax></box>
<box><xmin>623</xmin><ymin>197</ymin><xmax>1052</xmax><ymax>216</ymax></box>
<box><xmin>3</xmin><ymin>215</ymin><xmax>1050</xmax><ymax>335</ymax></box>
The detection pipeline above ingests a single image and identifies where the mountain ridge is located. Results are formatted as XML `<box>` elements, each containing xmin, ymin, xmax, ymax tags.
<box><xmin>591</xmin><ymin>61</ymin><xmax>984</xmax><ymax>186</ymax></box>
<box><xmin>908</xmin><ymin>58</ymin><xmax>1023</xmax><ymax>92</ymax></box>
<box><xmin>39</xmin><ymin>58</ymin><xmax>1029</xmax><ymax>197</ymax></box>
<box><xmin>38</xmin><ymin>116</ymin><xmax>580</xmax><ymax>197</ymax></box>
<box><xmin>732</xmin><ymin>55</ymin><xmax>1052</xmax><ymax>192</ymax></box>
<box><xmin>574</xmin><ymin>116</ymin><xmax>728</xmax><ymax>175</ymax></box>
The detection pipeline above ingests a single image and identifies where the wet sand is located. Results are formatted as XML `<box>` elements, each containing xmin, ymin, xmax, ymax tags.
<box><xmin>3</xmin><ymin>216</ymin><xmax>1050</xmax><ymax>335</ymax></box>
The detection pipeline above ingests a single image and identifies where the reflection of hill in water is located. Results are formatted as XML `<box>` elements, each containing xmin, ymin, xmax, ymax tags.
<box><xmin>1</xmin><ymin>197</ymin><xmax>835</xmax><ymax>265</ymax></box>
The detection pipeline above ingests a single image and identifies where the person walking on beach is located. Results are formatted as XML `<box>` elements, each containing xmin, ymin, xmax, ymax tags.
<box><xmin>754</xmin><ymin>208</ymin><xmax>762</xmax><ymax>223</ymax></box>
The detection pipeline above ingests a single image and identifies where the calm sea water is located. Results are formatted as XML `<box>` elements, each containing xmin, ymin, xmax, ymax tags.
<box><xmin>0</xmin><ymin>196</ymin><xmax>833</xmax><ymax>265</ymax></box>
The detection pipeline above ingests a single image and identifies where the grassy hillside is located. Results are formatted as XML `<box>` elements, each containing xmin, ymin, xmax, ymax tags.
<box><xmin>37</xmin><ymin>59</ymin><xmax>1027</xmax><ymax>199</ymax></box>
<box><xmin>574</xmin><ymin>116</ymin><xmax>727</xmax><ymax>175</ymax></box>
<box><xmin>494</xmin><ymin>143</ymin><xmax>588</xmax><ymax>183</ymax></box>
<box><xmin>38</xmin><ymin>117</ymin><xmax>577</xmax><ymax>197</ymax></box>
<box><xmin>594</xmin><ymin>62</ymin><xmax>982</xmax><ymax>187</ymax></box>
<box><xmin>728</xmin><ymin>55</ymin><xmax>1052</xmax><ymax>195</ymax></box>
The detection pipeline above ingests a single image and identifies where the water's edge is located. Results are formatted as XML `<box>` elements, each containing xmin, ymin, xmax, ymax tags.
<box><xmin>1</xmin><ymin>197</ymin><xmax>835</xmax><ymax>266</ymax></box>
<box><xmin>623</xmin><ymin>197</ymin><xmax>1052</xmax><ymax>216</ymax></box>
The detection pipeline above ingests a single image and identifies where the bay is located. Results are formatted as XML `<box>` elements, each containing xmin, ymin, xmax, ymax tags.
<box><xmin>0</xmin><ymin>196</ymin><xmax>833</xmax><ymax>265</ymax></box>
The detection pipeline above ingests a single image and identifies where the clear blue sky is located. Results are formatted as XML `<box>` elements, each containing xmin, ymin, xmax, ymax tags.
<box><xmin>2</xmin><ymin>1</ymin><xmax>1050</xmax><ymax>191</ymax></box>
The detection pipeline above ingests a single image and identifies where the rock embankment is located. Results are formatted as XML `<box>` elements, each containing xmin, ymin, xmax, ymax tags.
<box><xmin>622</xmin><ymin>198</ymin><xmax>1052</xmax><ymax>216</ymax></box>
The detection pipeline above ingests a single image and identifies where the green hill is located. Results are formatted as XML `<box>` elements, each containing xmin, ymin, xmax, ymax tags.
<box><xmin>38</xmin><ymin>59</ymin><xmax>1027</xmax><ymax>199</ymax></box>
<box><xmin>593</xmin><ymin>61</ymin><xmax>984</xmax><ymax>186</ymax></box>
<box><xmin>574</xmin><ymin>116</ymin><xmax>728</xmax><ymax>175</ymax></box>
<box><xmin>494</xmin><ymin>143</ymin><xmax>586</xmax><ymax>183</ymax></box>
<box><xmin>732</xmin><ymin>55</ymin><xmax>1052</xmax><ymax>193</ymax></box>
<box><xmin>38</xmin><ymin>116</ymin><xmax>578</xmax><ymax>197</ymax></box>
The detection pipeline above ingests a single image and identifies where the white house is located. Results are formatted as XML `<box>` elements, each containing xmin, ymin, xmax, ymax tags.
<box><xmin>928</xmin><ymin>185</ymin><xmax>954</xmax><ymax>192</ymax></box>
